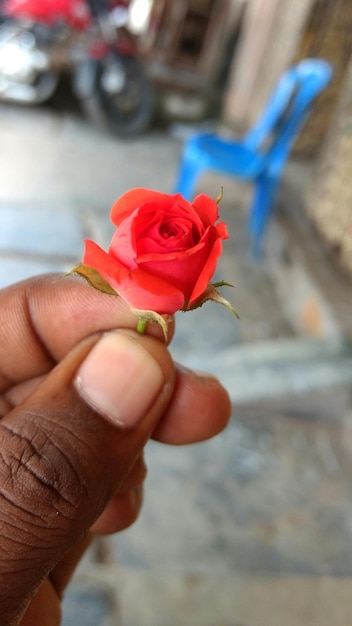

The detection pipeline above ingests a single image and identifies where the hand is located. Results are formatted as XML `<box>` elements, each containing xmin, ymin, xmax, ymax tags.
<box><xmin>0</xmin><ymin>274</ymin><xmax>231</xmax><ymax>626</ymax></box>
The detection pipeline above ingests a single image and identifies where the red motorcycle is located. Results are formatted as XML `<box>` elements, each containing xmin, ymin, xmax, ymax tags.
<box><xmin>0</xmin><ymin>0</ymin><xmax>154</xmax><ymax>134</ymax></box>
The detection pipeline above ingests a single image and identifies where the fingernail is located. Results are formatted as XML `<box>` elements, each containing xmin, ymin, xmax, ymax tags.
<box><xmin>75</xmin><ymin>333</ymin><xmax>164</xmax><ymax>428</ymax></box>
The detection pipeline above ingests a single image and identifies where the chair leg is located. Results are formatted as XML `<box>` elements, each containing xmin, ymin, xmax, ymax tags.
<box><xmin>248</xmin><ymin>174</ymin><xmax>280</xmax><ymax>258</ymax></box>
<box><xmin>174</xmin><ymin>154</ymin><xmax>203</xmax><ymax>200</ymax></box>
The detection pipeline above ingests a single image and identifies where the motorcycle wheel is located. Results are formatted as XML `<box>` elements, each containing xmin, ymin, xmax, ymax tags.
<box><xmin>79</xmin><ymin>53</ymin><xmax>154</xmax><ymax>136</ymax></box>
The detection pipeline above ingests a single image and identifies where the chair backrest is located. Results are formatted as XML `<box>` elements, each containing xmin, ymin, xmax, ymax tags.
<box><xmin>244</xmin><ymin>59</ymin><xmax>333</xmax><ymax>170</ymax></box>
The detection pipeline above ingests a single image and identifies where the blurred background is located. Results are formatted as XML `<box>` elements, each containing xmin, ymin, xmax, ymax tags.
<box><xmin>1</xmin><ymin>0</ymin><xmax>352</xmax><ymax>624</ymax></box>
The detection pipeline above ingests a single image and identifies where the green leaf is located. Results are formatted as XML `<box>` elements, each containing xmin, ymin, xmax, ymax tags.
<box><xmin>65</xmin><ymin>264</ymin><xmax>118</xmax><ymax>296</ymax></box>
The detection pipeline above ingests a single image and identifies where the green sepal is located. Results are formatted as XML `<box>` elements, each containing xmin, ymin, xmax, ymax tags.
<box><xmin>214</xmin><ymin>187</ymin><xmax>224</xmax><ymax>204</ymax></box>
<box><xmin>183</xmin><ymin>281</ymin><xmax>239</xmax><ymax>319</ymax></box>
<box><xmin>131</xmin><ymin>308</ymin><xmax>172</xmax><ymax>342</ymax></box>
<box><xmin>212</xmin><ymin>280</ymin><xmax>235</xmax><ymax>290</ymax></box>
<box><xmin>66</xmin><ymin>264</ymin><xmax>118</xmax><ymax>296</ymax></box>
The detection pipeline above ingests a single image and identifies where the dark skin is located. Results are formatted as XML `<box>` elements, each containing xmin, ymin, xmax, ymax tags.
<box><xmin>0</xmin><ymin>274</ymin><xmax>231</xmax><ymax>626</ymax></box>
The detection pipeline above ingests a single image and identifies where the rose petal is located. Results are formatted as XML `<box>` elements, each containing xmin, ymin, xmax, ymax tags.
<box><xmin>113</xmin><ymin>199</ymin><xmax>205</xmax><ymax>261</ymax></box>
<box><xmin>111</xmin><ymin>189</ymin><xmax>205</xmax><ymax>231</ymax></box>
<box><xmin>136</xmin><ymin>237</ymin><xmax>205</xmax><ymax>263</ymax></box>
<box><xmin>187</xmin><ymin>236</ymin><xmax>224</xmax><ymax>306</ymax></box>
<box><xmin>137</xmin><ymin>227</ymin><xmax>218</xmax><ymax>301</ymax></box>
<box><xmin>109</xmin><ymin>209</ymin><xmax>139</xmax><ymax>268</ymax></box>
<box><xmin>111</xmin><ymin>189</ymin><xmax>181</xmax><ymax>227</ymax></box>
<box><xmin>192</xmin><ymin>193</ymin><xmax>220</xmax><ymax>227</ymax></box>
<box><xmin>117</xmin><ymin>268</ymin><xmax>185</xmax><ymax>314</ymax></box>
<box><xmin>83</xmin><ymin>239</ymin><xmax>121</xmax><ymax>276</ymax></box>
<box><xmin>135</xmin><ymin>201</ymin><xmax>204</xmax><ymax>240</ymax></box>
<box><xmin>83</xmin><ymin>239</ymin><xmax>184</xmax><ymax>314</ymax></box>
<box><xmin>216</xmin><ymin>221</ymin><xmax>229</xmax><ymax>239</ymax></box>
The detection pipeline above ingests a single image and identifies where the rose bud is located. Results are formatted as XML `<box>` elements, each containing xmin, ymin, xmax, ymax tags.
<box><xmin>69</xmin><ymin>188</ymin><xmax>237</xmax><ymax>338</ymax></box>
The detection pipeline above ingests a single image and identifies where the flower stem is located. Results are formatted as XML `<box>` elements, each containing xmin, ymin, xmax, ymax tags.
<box><xmin>137</xmin><ymin>318</ymin><xmax>147</xmax><ymax>334</ymax></box>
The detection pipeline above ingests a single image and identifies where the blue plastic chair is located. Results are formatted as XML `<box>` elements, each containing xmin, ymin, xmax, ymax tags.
<box><xmin>174</xmin><ymin>59</ymin><xmax>333</xmax><ymax>256</ymax></box>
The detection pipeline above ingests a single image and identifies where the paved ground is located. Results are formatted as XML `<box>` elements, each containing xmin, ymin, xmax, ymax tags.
<box><xmin>1</xmin><ymin>97</ymin><xmax>352</xmax><ymax>626</ymax></box>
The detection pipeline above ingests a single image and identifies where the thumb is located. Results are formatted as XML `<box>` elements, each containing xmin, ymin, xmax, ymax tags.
<box><xmin>0</xmin><ymin>330</ymin><xmax>175</xmax><ymax>625</ymax></box>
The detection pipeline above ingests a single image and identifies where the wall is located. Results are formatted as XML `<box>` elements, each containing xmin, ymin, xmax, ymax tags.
<box><xmin>222</xmin><ymin>0</ymin><xmax>314</xmax><ymax>129</ymax></box>
<box><xmin>306</xmin><ymin>54</ymin><xmax>352</xmax><ymax>277</ymax></box>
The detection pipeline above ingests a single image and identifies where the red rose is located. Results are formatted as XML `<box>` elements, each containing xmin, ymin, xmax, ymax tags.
<box><xmin>82</xmin><ymin>188</ymin><xmax>229</xmax><ymax>315</ymax></box>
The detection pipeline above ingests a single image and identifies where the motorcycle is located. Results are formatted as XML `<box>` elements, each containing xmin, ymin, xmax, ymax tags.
<box><xmin>0</xmin><ymin>0</ymin><xmax>154</xmax><ymax>135</ymax></box>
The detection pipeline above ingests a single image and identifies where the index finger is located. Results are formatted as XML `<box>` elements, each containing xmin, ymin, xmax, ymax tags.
<box><xmin>0</xmin><ymin>273</ymin><xmax>175</xmax><ymax>391</ymax></box>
